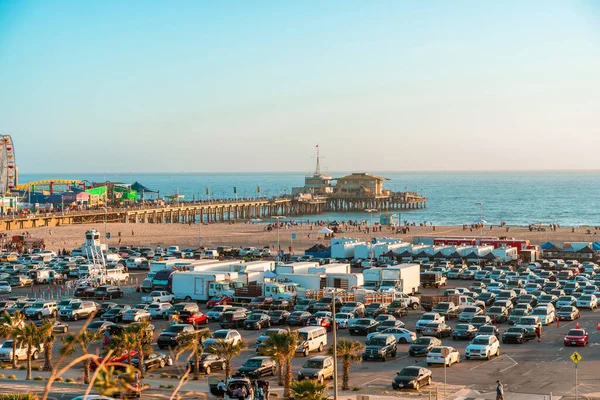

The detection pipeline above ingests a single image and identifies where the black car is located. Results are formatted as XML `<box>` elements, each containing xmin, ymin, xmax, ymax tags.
<box><xmin>502</xmin><ymin>327</ymin><xmax>535</xmax><ymax>344</ymax></box>
<box><xmin>268</xmin><ymin>310</ymin><xmax>290</xmax><ymax>325</ymax></box>
<box><xmin>189</xmin><ymin>353</ymin><xmax>226</xmax><ymax>374</ymax></box>
<box><xmin>127</xmin><ymin>352</ymin><xmax>167</xmax><ymax>372</ymax></box>
<box><xmin>94</xmin><ymin>285</ymin><xmax>124</xmax><ymax>300</ymax></box>
<box><xmin>362</xmin><ymin>334</ymin><xmax>397</xmax><ymax>361</ymax></box>
<box><xmin>269</xmin><ymin>299</ymin><xmax>290</xmax><ymax>310</ymax></box>
<box><xmin>95</xmin><ymin>302</ymin><xmax>119</xmax><ymax>318</ymax></box>
<box><xmin>364</xmin><ymin>303</ymin><xmax>387</xmax><ymax>317</ymax></box>
<box><xmin>87</xmin><ymin>320</ymin><xmax>119</xmax><ymax>334</ymax></box>
<box><xmin>219</xmin><ymin>311</ymin><xmax>247</xmax><ymax>329</ymax></box>
<box><xmin>487</xmin><ymin>306</ymin><xmax>509</xmax><ymax>323</ymax></box>
<box><xmin>452</xmin><ymin>324</ymin><xmax>478</xmax><ymax>340</ymax></box>
<box><xmin>392</xmin><ymin>366</ymin><xmax>432</xmax><ymax>391</ymax></box>
<box><xmin>349</xmin><ymin>319</ymin><xmax>379</xmax><ymax>335</ymax></box>
<box><xmin>477</xmin><ymin>292</ymin><xmax>496</xmax><ymax>306</ymax></box>
<box><xmin>477</xmin><ymin>325</ymin><xmax>500</xmax><ymax>337</ymax></box>
<box><xmin>236</xmin><ymin>356</ymin><xmax>276</xmax><ymax>379</ymax></box>
<box><xmin>286</xmin><ymin>311</ymin><xmax>311</xmax><ymax>327</ymax></box>
<box><xmin>244</xmin><ymin>313</ymin><xmax>271</xmax><ymax>330</ymax></box>
<box><xmin>387</xmin><ymin>301</ymin><xmax>408</xmax><ymax>317</ymax></box>
<box><xmin>408</xmin><ymin>337</ymin><xmax>442</xmax><ymax>357</ymax></box>
<box><xmin>101</xmin><ymin>306</ymin><xmax>131</xmax><ymax>323</ymax></box>
<box><xmin>74</xmin><ymin>287</ymin><xmax>96</xmax><ymax>298</ymax></box>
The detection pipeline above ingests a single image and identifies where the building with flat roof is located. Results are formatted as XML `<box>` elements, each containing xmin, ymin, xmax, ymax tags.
<box><xmin>333</xmin><ymin>173</ymin><xmax>390</xmax><ymax>196</ymax></box>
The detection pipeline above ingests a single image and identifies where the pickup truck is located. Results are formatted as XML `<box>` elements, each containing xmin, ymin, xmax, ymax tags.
<box><xmin>156</xmin><ymin>324</ymin><xmax>208</xmax><ymax>349</ymax></box>
<box><xmin>421</xmin><ymin>272</ymin><xmax>447</xmax><ymax>288</ymax></box>
<box><xmin>421</xmin><ymin>295</ymin><xmax>485</xmax><ymax>312</ymax></box>
<box><xmin>0</xmin><ymin>340</ymin><xmax>44</xmax><ymax>362</ymax></box>
<box><xmin>142</xmin><ymin>291</ymin><xmax>175</xmax><ymax>304</ymax></box>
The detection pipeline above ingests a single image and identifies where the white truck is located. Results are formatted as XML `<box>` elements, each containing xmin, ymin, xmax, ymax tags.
<box><xmin>326</xmin><ymin>273</ymin><xmax>364</xmax><ymax>289</ymax></box>
<box><xmin>233</xmin><ymin>282</ymin><xmax>301</xmax><ymax>302</ymax></box>
<box><xmin>171</xmin><ymin>271</ymin><xmax>239</xmax><ymax>301</ymax></box>
<box><xmin>363</xmin><ymin>268</ymin><xmax>383</xmax><ymax>291</ymax></box>
<box><xmin>106</xmin><ymin>266</ymin><xmax>130</xmax><ymax>284</ymax></box>
<box><xmin>150</xmin><ymin>259</ymin><xmax>185</xmax><ymax>273</ymax></box>
<box><xmin>141</xmin><ymin>291</ymin><xmax>175</xmax><ymax>303</ymax></box>
<box><xmin>276</xmin><ymin>273</ymin><xmax>325</xmax><ymax>291</ymax></box>
<box><xmin>379</xmin><ymin>264</ymin><xmax>420</xmax><ymax>294</ymax></box>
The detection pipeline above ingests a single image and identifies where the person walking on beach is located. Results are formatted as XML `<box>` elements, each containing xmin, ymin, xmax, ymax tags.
<box><xmin>496</xmin><ymin>381</ymin><xmax>504</xmax><ymax>400</ymax></box>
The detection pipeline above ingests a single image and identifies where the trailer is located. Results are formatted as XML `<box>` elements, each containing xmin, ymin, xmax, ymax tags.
<box><xmin>307</xmin><ymin>263</ymin><xmax>351</xmax><ymax>274</ymax></box>
<box><xmin>325</xmin><ymin>273</ymin><xmax>364</xmax><ymax>290</ymax></box>
<box><xmin>150</xmin><ymin>259</ymin><xmax>185</xmax><ymax>273</ymax></box>
<box><xmin>275</xmin><ymin>262</ymin><xmax>319</xmax><ymax>275</ymax></box>
<box><xmin>330</xmin><ymin>238</ymin><xmax>366</xmax><ymax>259</ymax></box>
<box><xmin>381</xmin><ymin>263</ymin><xmax>420</xmax><ymax>294</ymax></box>
<box><xmin>233</xmin><ymin>282</ymin><xmax>300</xmax><ymax>302</ymax></box>
<box><xmin>172</xmin><ymin>271</ymin><xmax>239</xmax><ymax>302</ymax></box>
<box><xmin>363</xmin><ymin>268</ymin><xmax>383</xmax><ymax>291</ymax></box>
<box><xmin>276</xmin><ymin>273</ymin><xmax>325</xmax><ymax>291</ymax></box>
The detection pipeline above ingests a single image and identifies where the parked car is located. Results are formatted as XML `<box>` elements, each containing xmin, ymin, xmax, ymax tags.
<box><xmin>268</xmin><ymin>310</ymin><xmax>290</xmax><ymax>325</ymax></box>
<box><xmin>556</xmin><ymin>306</ymin><xmax>581</xmax><ymax>321</ymax></box>
<box><xmin>564</xmin><ymin>329</ymin><xmax>589</xmax><ymax>347</ymax></box>
<box><xmin>368</xmin><ymin>327</ymin><xmax>416</xmax><ymax>344</ymax></box>
<box><xmin>452</xmin><ymin>324</ymin><xmax>478</xmax><ymax>340</ymax></box>
<box><xmin>236</xmin><ymin>356</ymin><xmax>276</xmax><ymax>379</ymax></box>
<box><xmin>502</xmin><ymin>327</ymin><xmax>535</xmax><ymax>344</ymax></box>
<box><xmin>427</xmin><ymin>346</ymin><xmax>460</xmax><ymax>367</ymax></box>
<box><xmin>297</xmin><ymin>356</ymin><xmax>334</xmax><ymax>384</ymax></box>
<box><xmin>126</xmin><ymin>352</ymin><xmax>167</xmax><ymax>372</ymax></box>
<box><xmin>206</xmin><ymin>295</ymin><xmax>233</xmax><ymax>309</ymax></box>
<box><xmin>349</xmin><ymin>318</ymin><xmax>379</xmax><ymax>336</ymax></box>
<box><xmin>421</xmin><ymin>322</ymin><xmax>453</xmax><ymax>339</ymax></box>
<box><xmin>362</xmin><ymin>334</ymin><xmax>397</xmax><ymax>361</ymax></box>
<box><xmin>392</xmin><ymin>366</ymin><xmax>432</xmax><ymax>391</ymax></box>
<box><xmin>244</xmin><ymin>313</ymin><xmax>271</xmax><ymax>330</ymax></box>
<box><xmin>122</xmin><ymin>308</ymin><xmax>152</xmax><ymax>323</ymax></box>
<box><xmin>94</xmin><ymin>285</ymin><xmax>124</xmax><ymax>300</ymax></box>
<box><xmin>465</xmin><ymin>335</ymin><xmax>500</xmax><ymax>360</ymax></box>
<box><xmin>188</xmin><ymin>353</ymin><xmax>226</xmax><ymax>374</ymax></box>
<box><xmin>408</xmin><ymin>336</ymin><xmax>442</xmax><ymax>357</ymax></box>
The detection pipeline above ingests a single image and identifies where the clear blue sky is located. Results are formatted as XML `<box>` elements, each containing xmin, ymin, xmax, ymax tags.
<box><xmin>1</xmin><ymin>1</ymin><xmax>599</xmax><ymax>173</ymax></box>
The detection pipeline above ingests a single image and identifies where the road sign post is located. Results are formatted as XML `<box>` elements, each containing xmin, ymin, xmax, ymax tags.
<box><xmin>440</xmin><ymin>347</ymin><xmax>450</xmax><ymax>398</ymax></box>
<box><xmin>570</xmin><ymin>351</ymin><xmax>581</xmax><ymax>400</ymax></box>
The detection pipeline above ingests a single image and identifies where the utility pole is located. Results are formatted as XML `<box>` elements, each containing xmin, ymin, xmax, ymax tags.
<box><xmin>332</xmin><ymin>290</ymin><xmax>338</xmax><ymax>400</ymax></box>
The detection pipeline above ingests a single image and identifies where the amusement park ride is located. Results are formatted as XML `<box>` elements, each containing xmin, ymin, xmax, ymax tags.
<box><xmin>0</xmin><ymin>134</ymin><xmax>16</xmax><ymax>194</ymax></box>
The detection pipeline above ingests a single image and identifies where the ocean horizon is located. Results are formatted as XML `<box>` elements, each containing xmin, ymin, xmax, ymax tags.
<box><xmin>17</xmin><ymin>171</ymin><xmax>600</xmax><ymax>227</ymax></box>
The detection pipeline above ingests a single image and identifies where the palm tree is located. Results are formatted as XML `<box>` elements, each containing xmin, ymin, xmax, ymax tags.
<box><xmin>205</xmin><ymin>339</ymin><xmax>246</xmax><ymax>380</ymax></box>
<box><xmin>328</xmin><ymin>338</ymin><xmax>364</xmax><ymax>390</ymax></box>
<box><xmin>177</xmin><ymin>329</ymin><xmax>211</xmax><ymax>380</ymax></box>
<box><xmin>0</xmin><ymin>311</ymin><xmax>25</xmax><ymax>368</ymax></box>
<box><xmin>126</xmin><ymin>321</ymin><xmax>156</xmax><ymax>378</ymax></box>
<box><xmin>289</xmin><ymin>379</ymin><xmax>327</xmax><ymax>400</ymax></box>
<box><xmin>39</xmin><ymin>320</ymin><xmax>56</xmax><ymax>371</ymax></box>
<box><xmin>262</xmin><ymin>330</ymin><xmax>298</xmax><ymax>397</ymax></box>
<box><xmin>16</xmin><ymin>322</ymin><xmax>43</xmax><ymax>380</ymax></box>
<box><xmin>60</xmin><ymin>330</ymin><xmax>102</xmax><ymax>384</ymax></box>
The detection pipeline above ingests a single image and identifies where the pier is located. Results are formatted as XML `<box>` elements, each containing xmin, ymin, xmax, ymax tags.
<box><xmin>0</xmin><ymin>192</ymin><xmax>427</xmax><ymax>231</ymax></box>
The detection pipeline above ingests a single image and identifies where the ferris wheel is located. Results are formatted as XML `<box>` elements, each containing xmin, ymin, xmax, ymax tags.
<box><xmin>0</xmin><ymin>135</ymin><xmax>16</xmax><ymax>194</ymax></box>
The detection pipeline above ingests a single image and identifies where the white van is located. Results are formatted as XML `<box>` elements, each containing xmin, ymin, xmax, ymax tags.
<box><xmin>296</xmin><ymin>327</ymin><xmax>328</xmax><ymax>357</ymax></box>
<box><xmin>204</xmin><ymin>250</ymin><xmax>219</xmax><ymax>259</ymax></box>
<box><xmin>126</xmin><ymin>257</ymin><xmax>144</xmax><ymax>269</ymax></box>
<box><xmin>167</xmin><ymin>246</ymin><xmax>180</xmax><ymax>255</ymax></box>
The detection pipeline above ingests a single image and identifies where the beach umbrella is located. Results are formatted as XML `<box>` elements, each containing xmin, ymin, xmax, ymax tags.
<box><xmin>318</xmin><ymin>227</ymin><xmax>333</xmax><ymax>234</ymax></box>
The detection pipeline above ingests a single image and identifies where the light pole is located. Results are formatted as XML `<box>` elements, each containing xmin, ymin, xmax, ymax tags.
<box><xmin>476</xmin><ymin>202</ymin><xmax>483</xmax><ymax>236</ymax></box>
<box><xmin>273</xmin><ymin>216</ymin><xmax>286</xmax><ymax>258</ymax></box>
<box><xmin>365</xmin><ymin>209</ymin><xmax>378</xmax><ymax>260</ymax></box>
<box><xmin>332</xmin><ymin>290</ymin><xmax>339</xmax><ymax>400</ymax></box>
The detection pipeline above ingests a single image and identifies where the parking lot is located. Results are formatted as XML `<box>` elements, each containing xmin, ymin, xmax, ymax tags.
<box><xmin>6</xmin><ymin>271</ymin><xmax>600</xmax><ymax>398</ymax></box>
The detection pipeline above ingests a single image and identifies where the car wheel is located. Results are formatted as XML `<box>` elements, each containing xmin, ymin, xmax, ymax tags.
<box><xmin>73</xmin><ymin>313</ymin><xmax>79</xmax><ymax>321</ymax></box>
<box><xmin>63</xmin><ymin>327</ymin><xmax>67</xmax><ymax>333</ymax></box>
<box><xmin>318</xmin><ymin>343</ymin><xmax>323</xmax><ymax>352</ymax></box>
<box><xmin>159</xmin><ymin>359</ymin><xmax>165</xmax><ymax>368</ymax></box>
<box><xmin>414</xmin><ymin>382</ymin><xmax>420</xmax><ymax>391</ymax></box>
<box><xmin>163</xmin><ymin>313</ymin><xmax>168</xmax><ymax>319</ymax></box>
<box><xmin>32</xmin><ymin>351</ymin><xmax>39</xmax><ymax>360</ymax></box>
<box><xmin>318</xmin><ymin>375</ymin><xmax>324</xmax><ymax>384</ymax></box>
<box><xmin>411</xmin><ymin>303</ymin><xmax>419</xmax><ymax>310</ymax></box>
<box><xmin>486</xmin><ymin>352</ymin><xmax>491</xmax><ymax>360</ymax></box>
<box><xmin>496</xmin><ymin>348</ymin><xmax>500</xmax><ymax>356</ymax></box>
<box><xmin>399</xmin><ymin>338</ymin><xmax>407</xmax><ymax>344</ymax></box>
<box><xmin>36</xmin><ymin>312</ymin><xmax>42</xmax><ymax>320</ymax></box>
<box><xmin>392</xmin><ymin>384</ymin><xmax>399</xmax><ymax>390</ymax></box>
<box><xmin>205</xmin><ymin>366</ymin><xmax>211</xmax><ymax>375</ymax></box>
<box><xmin>303</xmin><ymin>349</ymin><xmax>308</xmax><ymax>357</ymax></box>
<box><xmin>142</xmin><ymin>364</ymin><xmax>147</xmax><ymax>372</ymax></box>
<box><xmin>427</xmin><ymin>376</ymin><xmax>432</xmax><ymax>386</ymax></box>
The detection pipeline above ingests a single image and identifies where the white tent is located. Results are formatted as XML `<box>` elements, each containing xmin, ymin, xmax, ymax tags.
<box><xmin>318</xmin><ymin>227</ymin><xmax>333</xmax><ymax>234</ymax></box>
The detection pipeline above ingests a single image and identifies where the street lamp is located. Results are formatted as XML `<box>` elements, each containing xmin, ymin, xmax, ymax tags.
<box><xmin>365</xmin><ymin>209</ymin><xmax>378</xmax><ymax>259</ymax></box>
<box><xmin>475</xmin><ymin>202</ymin><xmax>483</xmax><ymax>236</ymax></box>
<box><xmin>273</xmin><ymin>216</ymin><xmax>286</xmax><ymax>258</ymax></box>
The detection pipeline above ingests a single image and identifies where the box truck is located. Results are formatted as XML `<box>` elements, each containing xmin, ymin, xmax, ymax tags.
<box><xmin>171</xmin><ymin>271</ymin><xmax>240</xmax><ymax>301</ymax></box>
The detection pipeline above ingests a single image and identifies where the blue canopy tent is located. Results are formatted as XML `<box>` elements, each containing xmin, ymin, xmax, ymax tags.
<box><xmin>540</xmin><ymin>242</ymin><xmax>556</xmax><ymax>250</ymax></box>
<box><xmin>593</xmin><ymin>242</ymin><xmax>600</xmax><ymax>251</ymax></box>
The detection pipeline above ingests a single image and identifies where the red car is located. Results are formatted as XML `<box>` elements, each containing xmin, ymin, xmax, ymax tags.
<box><xmin>91</xmin><ymin>350</ymin><xmax>138</xmax><ymax>369</ymax></box>
<box><xmin>207</xmin><ymin>295</ymin><xmax>233</xmax><ymax>309</ymax></box>
<box><xmin>564</xmin><ymin>329</ymin><xmax>589</xmax><ymax>346</ymax></box>
<box><xmin>187</xmin><ymin>312</ymin><xmax>209</xmax><ymax>326</ymax></box>
<box><xmin>307</xmin><ymin>316</ymin><xmax>336</xmax><ymax>332</ymax></box>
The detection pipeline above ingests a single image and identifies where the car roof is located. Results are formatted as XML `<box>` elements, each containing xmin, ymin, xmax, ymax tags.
<box><xmin>308</xmin><ymin>355</ymin><xmax>331</xmax><ymax>361</ymax></box>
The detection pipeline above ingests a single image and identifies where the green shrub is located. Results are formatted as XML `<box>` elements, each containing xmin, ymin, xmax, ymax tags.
<box><xmin>33</xmin><ymin>376</ymin><xmax>43</xmax><ymax>381</ymax></box>
<box><xmin>0</xmin><ymin>374</ymin><xmax>5</xmax><ymax>379</ymax></box>
<box><xmin>18</xmin><ymin>365</ymin><xmax>26</xmax><ymax>370</ymax></box>
<box><xmin>7</xmin><ymin>374</ymin><xmax>17</xmax><ymax>380</ymax></box>
<box><xmin>65</xmin><ymin>378</ymin><xmax>75</xmax><ymax>383</ymax></box>
<box><xmin>352</xmin><ymin>387</ymin><xmax>361</xmax><ymax>391</ymax></box>
<box><xmin>54</xmin><ymin>377</ymin><xmax>64</xmax><ymax>382</ymax></box>
<box><xmin>0</xmin><ymin>394</ymin><xmax>39</xmax><ymax>400</ymax></box>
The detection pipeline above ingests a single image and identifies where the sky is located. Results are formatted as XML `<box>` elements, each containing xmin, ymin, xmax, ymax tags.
<box><xmin>1</xmin><ymin>1</ymin><xmax>599</xmax><ymax>173</ymax></box>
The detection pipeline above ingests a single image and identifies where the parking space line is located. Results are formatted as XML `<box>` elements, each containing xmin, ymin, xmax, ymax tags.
<box><xmin>469</xmin><ymin>354</ymin><xmax>505</xmax><ymax>371</ymax></box>
<box><xmin>363</xmin><ymin>378</ymin><xmax>384</xmax><ymax>386</ymax></box>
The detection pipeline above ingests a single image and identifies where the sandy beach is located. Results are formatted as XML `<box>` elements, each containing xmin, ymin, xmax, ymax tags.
<box><xmin>10</xmin><ymin>222</ymin><xmax>600</xmax><ymax>253</ymax></box>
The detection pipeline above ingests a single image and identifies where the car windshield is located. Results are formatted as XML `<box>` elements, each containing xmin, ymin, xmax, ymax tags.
<box><xmin>31</xmin><ymin>303</ymin><xmax>44</xmax><ymax>308</ymax></box>
<box><xmin>165</xmin><ymin>326</ymin><xmax>185</xmax><ymax>333</ymax></box>
<box><xmin>399</xmin><ymin>368</ymin><xmax>419</xmax><ymax>377</ymax></box>
<box><xmin>248</xmin><ymin>315</ymin><xmax>261</xmax><ymax>321</ymax></box>
<box><xmin>472</xmin><ymin>338</ymin><xmax>490</xmax><ymax>345</ymax></box>
<box><xmin>68</xmin><ymin>303</ymin><xmax>82</xmax><ymax>310</ymax></box>
<box><xmin>344</xmin><ymin>302</ymin><xmax>357</xmax><ymax>307</ymax></box>
<box><xmin>414</xmin><ymin>337</ymin><xmax>431</xmax><ymax>345</ymax></box>
<box><xmin>429</xmin><ymin>347</ymin><xmax>442</xmax><ymax>354</ymax></box>
<box><xmin>148</xmin><ymin>304</ymin><xmax>160</xmax><ymax>309</ymax></box>
<box><xmin>355</xmin><ymin>319</ymin><xmax>371</xmax><ymax>326</ymax></box>
<box><xmin>335</xmin><ymin>313</ymin><xmax>348</xmax><ymax>319</ymax></box>
<box><xmin>369</xmin><ymin>338</ymin><xmax>387</xmax><ymax>346</ymax></box>
<box><xmin>421</xmin><ymin>314</ymin><xmax>435</xmax><ymax>320</ymax></box>
<box><xmin>303</xmin><ymin>360</ymin><xmax>324</xmax><ymax>368</ymax></box>
<box><xmin>559</xmin><ymin>307</ymin><xmax>573</xmax><ymax>312</ymax></box>
<box><xmin>213</xmin><ymin>331</ymin><xmax>228</xmax><ymax>339</ymax></box>
<box><xmin>58</xmin><ymin>300</ymin><xmax>71</xmax><ymax>306</ymax></box>
<box><xmin>243</xmin><ymin>359</ymin><xmax>262</xmax><ymax>368</ymax></box>
<box><xmin>463</xmin><ymin>307</ymin><xmax>477</xmax><ymax>313</ymax></box>
<box><xmin>1</xmin><ymin>342</ymin><xmax>12</xmax><ymax>348</ymax></box>
<box><xmin>455</xmin><ymin>324</ymin><xmax>470</xmax><ymax>330</ymax></box>
<box><xmin>568</xmin><ymin>330</ymin><xmax>585</xmax><ymax>337</ymax></box>
<box><xmin>507</xmin><ymin>328</ymin><xmax>522</xmax><ymax>333</ymax></box>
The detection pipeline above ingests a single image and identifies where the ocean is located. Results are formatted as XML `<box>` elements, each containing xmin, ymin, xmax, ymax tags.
<box><xmin>17</xmin><ymin>171</ymin><xmax>600</xmax><ymax>227</ymax></box>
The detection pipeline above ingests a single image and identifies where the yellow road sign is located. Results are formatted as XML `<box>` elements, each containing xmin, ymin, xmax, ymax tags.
<box><xmin>570</xmin><ymin>351</ymin><xmax>582</xmax><ymax>364</ymax></box>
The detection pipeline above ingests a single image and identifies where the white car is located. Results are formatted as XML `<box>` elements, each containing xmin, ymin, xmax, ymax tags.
<box><xmin>339</xmin><ymin>302</ymin><xmax>365</xmax><ymax>315</ymax></box>
<box><xmin>576</xmin><ymin>294</ymin><xmax>598</xmax><ymax>310</ymax></box>
<box><xmin>0</xmin><ymin>281</ymin><xmax>11</xmax><ymax>294</ymax></box>
<box><xmin>147</xmin><ymin>302</ymin><xmax>173</xmax><ymax>319</ymax></box>
<box><xmin>465</xmin><ymin>335</ymin><xmax>500</xmax><ymax>360</ymax></box>
<box><xmin>367</xmin><ymin>327</ymin><xmax>416</xmax><ymax>344</ymax></box>
<box><xmin>427</xmin><ymin>346</ymin><xmax>461</xmax><ymax>367</ymax></box>
<box><xmin>530</xmin><ymin>306</ymin><xmax>555</xmax><ymax>325</ymax></box>
<box><xmin>203</xmin><ymin>329</ymin><xmax>242</xmax><ymax>348</ymax></box>
<box><xmin>141</xmin><ymin>291</ymin><xmax>175</xmax><ymax>304</ymax></box>
<box><xmin>416</xmin><ymin>313</ymin><xmax>445</xmax><ymax>332</ymax></box>
<box><xmin>334</xmin><ymin>313</ymin><xmax>357</xmax><ymax>329</ymax></box>
<box><xmin>239</xmin><ymin>247</ymin><xmax>257</xmax><ymax>256</ymax></box>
